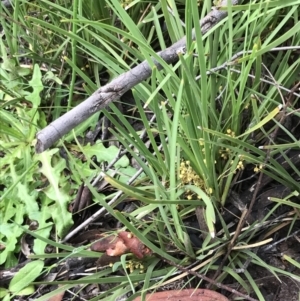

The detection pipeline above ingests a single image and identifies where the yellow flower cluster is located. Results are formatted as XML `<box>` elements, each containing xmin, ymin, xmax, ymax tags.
<box><xmin>233</xmin><ymin>159</ymin><xmax>244</xmax><ymax>172</ymax></box>
<box><xmin>179</xmin><ymin>161</ymin><xmax>212</xmax><ymax>199</ymax></box>
<box><xmin>109</xmin><ymin>260</ymin><xmax>144</xmax><ymax>273</ymax></box>
<box><xmin>226</xmin><ymin>129</ymin><xmax>235</xmax><ymax>137</ymax></box>
<box><xmin>179</xmin><ymin>161</ymin><xmax>204</xmax><ymax>187</ymax></box>
<box><xmin>219</xmin><ymin>147</ymin><xmax>231</xmax><ymax>160</ymax></box>
<box><xmin>125</xmin><ymin>261</ymin><xmax>144</xmax><ymax>274</ymax></box>
<box><xmin>219</xmin><ymin>130</ymin><xmax>248</xmax><ymax>173</ymax></box>
<box><xmin>121</xmin><ymin>0</ymin><xmax>132</xmax><ymax>7</ymax></box>
<box><xmin>254</xmin><ymin>164</ymin><xmax>263</xmax><ymax>173</ymax></box>
<box><xmin>219</xmin><ymin>129</ymin><xmax>236</xmax><ymax>160</ymax></box>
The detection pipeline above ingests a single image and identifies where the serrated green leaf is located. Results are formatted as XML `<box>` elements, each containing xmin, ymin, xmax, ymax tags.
<box><xmin>9</xmin><ymin>260</ymin><xmax>44</xmax><ymax>294</ymax></box>
<box><xmin>17</xmin><ymin>183</ymin><xmax>40</xmax><ymax>220</ymax></box>
<box><xmin>32</xmin><ymin>196</ymin><xmax>53</xmax><ymax>255</ymax></box>
<box><xmin>35</xmin><ymin>149</ymin><xmax>73</xmax><ymax>237</ymax></box>
<box><xmin>24</xmin><ymin>64</ymin><xmax>43</xmax><ymax>107</ymax></box>
<box><xmin>15</xmin><ymin>66</ymin><xmax>31</xmax><ymax>77</ymax></box>
<box><xmin>0</xmin><ymin>203</ymin><xmax>25</xmax><ymax>265</ymax></box>
<box><xmin>44</xmin><ymin>71</ymin><xmax>63</xmax><ymax>85</ymax></box>
<box><xmin>117</xmin><ymin>166</ymin><xmax>145</xmax><ymax>183</ymax></box>
<box><xmin>82</xmin><ymin>141</ymin><xmax>129</xmax><ymax>168</ymax></box>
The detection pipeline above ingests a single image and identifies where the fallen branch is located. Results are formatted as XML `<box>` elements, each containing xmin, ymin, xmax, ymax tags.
<box><xmin>35</xmin><ymin>0</ymin><xmax>239</xmax><ymax>153</ymax></box>
<box><xmin>1</xmin><ymin>0</ymin><xmax>13</xmax><ymax>8</ymax></box>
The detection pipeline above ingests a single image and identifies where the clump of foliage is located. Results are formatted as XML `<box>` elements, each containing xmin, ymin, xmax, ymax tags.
<box><xmin>1</xmin><ymin>0</ymin><xmax>300</xmax><ymax>300</ymax></box>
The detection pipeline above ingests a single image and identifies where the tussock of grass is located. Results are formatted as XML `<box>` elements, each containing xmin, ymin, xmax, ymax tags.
<box><xmin>0</xmin><ymin>0</ymin><xmax>300</xmax><ymax>300</ymax></box>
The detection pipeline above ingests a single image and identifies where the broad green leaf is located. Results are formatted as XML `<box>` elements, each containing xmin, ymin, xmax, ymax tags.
<box><xmin>9</xmin><ymin>260</ymin><xmax>44</xmax><ymax>294</ymax></box>
<box><xmin>0</xmin><ymin>288</ymin><xmax>9</xmax><ymax>298</ymax></box>
<box><xmin>14</xmin><ymin>285</ymin><xmax>35</xmax><ymax>296</ymax></box>
<box><xmin>2</xmin><ymin>295</ymin><xmax>10</xmax><ymax>301</ymax></box>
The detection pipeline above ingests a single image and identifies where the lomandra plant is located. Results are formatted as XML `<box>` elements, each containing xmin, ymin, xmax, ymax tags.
<box><xmin>100</xmin><ymin>0</ymin><xmax>300</xmax><ymax>240</ymax></box>
<box><xmin>1</xmin><ymin>0</ymin><xmax>300</xmax><ymax>300</ymax></box>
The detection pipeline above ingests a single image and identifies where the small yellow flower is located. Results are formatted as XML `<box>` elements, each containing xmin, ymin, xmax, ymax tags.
<box><xmin>237</xmin><ymin>160</ymin><xmax>244</xmax><ymax>170</ymax></box>
<box><xmin>254</xmin><ymin>164</ymin><xmax>263</xmax><ymax>173</ymax></box>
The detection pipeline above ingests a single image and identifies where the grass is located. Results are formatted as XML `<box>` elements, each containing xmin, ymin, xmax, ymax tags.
<box><xmin>0</xmin><ymin>0</ymin><xmax>300</xmax><ymax>300</ymax></box>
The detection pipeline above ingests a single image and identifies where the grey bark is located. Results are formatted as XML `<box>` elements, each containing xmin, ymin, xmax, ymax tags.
<box><xmin>35</xmin><ymin>1</ymin><xmax>239</xmax><ymax>153</ymax></box>
<box><xmin>1</xmin><ymin>0</ymin><xmax>13</xmax><ymax>8</ymax></box>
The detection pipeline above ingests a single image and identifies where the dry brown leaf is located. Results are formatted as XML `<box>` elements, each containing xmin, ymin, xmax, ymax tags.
<box><xmin>118</xmin><ymin>231</ymin><xmax>151</xmax><ymax>259</ymax></box>
<box><xmin>91</xmin><ymin>231</ymin><xmax>151</xmax><ymax>259</ymax></box>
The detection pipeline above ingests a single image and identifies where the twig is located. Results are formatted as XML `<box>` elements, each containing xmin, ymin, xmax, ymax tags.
<box><xmin>195</xmin><ymin>46</ymin><xmax>300</xmax><ymax>99</ymax></box>
<box><xmin>261</xmin><ymin>228</ymin><xmax>300</xmax><ymax>252</ymax></box>
<box><xmin>61</xmin><ymin>132</ymin><xmax>168</xmax><ymax>243</ymax></box>
<box><xmin>226</xmin><ymin>68</ymin><xmax>300</xmax><ymax>98</ymax></box>
<box><xmin>35</xmin><ymin>0</ymin><xmax>240</xmax><ymax>153</ymax></box>
<box><xmin>91</xmin><ymin>111</ymin><xmax>158</xmax><ymax>187</ymax></box>
<box><xmin>209</xmin><ymin>65</ymin><xmax>298</xmax><ymax>284</ymax></box>
<box><xmin>61</xmin><ymin>164</ymin><xmax>144</xmax><ymax>243</ymax></box>
<box><xmin>156</xmin><ymin>254</ymin><xmax>259</xmax><ymax>301</ymax></box>
<box><xmin>196</xmin><ymin>46</ymin><xmax>300</xmax><ymax>79</ymax></box>
<box><xmin>208</xmin><ymin>170</ymin><xmax>265</xmax><ymax>285</ymax></box>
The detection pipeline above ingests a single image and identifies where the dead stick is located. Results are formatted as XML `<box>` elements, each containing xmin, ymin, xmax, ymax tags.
<box><xmin>208</xmin><ymin>171</ymin><xmax>264</xmax><ymax>286</ymax></box>
<box><xmin>156</xmin><ymin>254</ymin><xmax>259</xmax><ymax>301</ymax></box>
<box><xmin>35</xmin><ymin>0</ymin><xmax>240</xmax><ymax>153</ymax></box>
<box><xmin>208</xmin><ymin>88</ymin><xmax>292</xmax><ymax>283</ymax></box>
